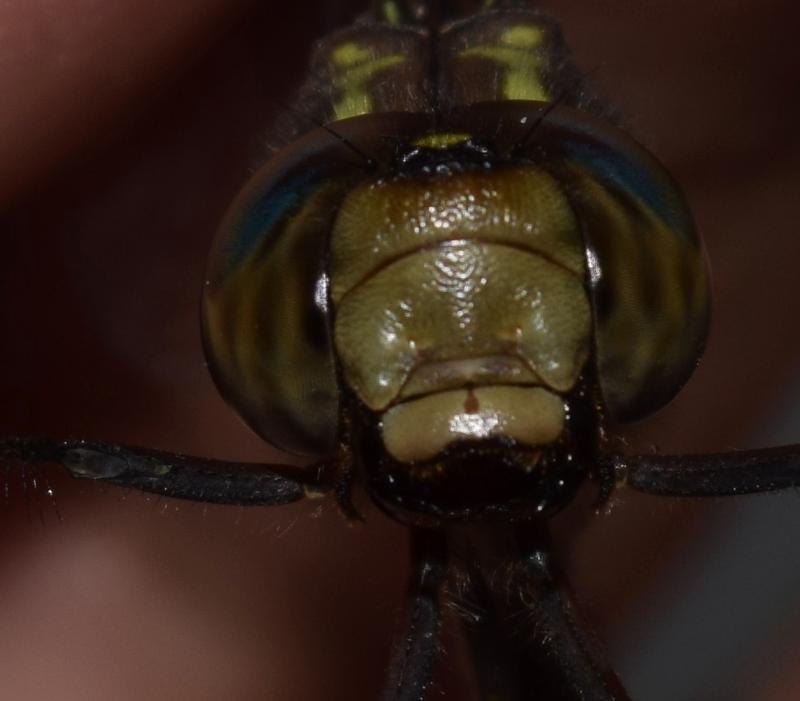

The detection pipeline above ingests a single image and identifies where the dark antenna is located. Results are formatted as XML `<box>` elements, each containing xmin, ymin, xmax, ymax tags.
<box><xmin>510</xmin><ymin>58</ymin><xmax>612</xmax><ymax>154</ymax></box>
<box><xmin>512</xmin><ymin>94</ymin><xmax>565</xmax><ymax>155</ymax></box>
<box><xmin>275</xmin><ymin>96</ymin><xmax>378</xmax><ymax>171</ymax></box>
<box><xmin>319</xmin><ymin>122</ymin><xmax>379</xmax><ymax>171</ymax></box>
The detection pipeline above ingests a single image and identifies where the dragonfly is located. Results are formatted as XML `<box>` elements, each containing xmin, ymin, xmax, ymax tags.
<box><xmin>1</xmin><ymin>1</ymin><xmax>800</xmax><ymax>700</ymax></box>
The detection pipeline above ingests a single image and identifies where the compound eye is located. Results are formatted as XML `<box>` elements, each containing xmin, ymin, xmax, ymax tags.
<box><xmin>201</xmin><ymin>134</ymin><xmax>359</xmax><ymax>457</ymax></box>
<box><xmin>201</xmin><ymin>112</ymin><xmax>435</xmax><ymax>455</ymax></box>
<box><xmin>544</xmin><ymin>110</ymin><xmax>711</xmax><ymax>421</ymax></box>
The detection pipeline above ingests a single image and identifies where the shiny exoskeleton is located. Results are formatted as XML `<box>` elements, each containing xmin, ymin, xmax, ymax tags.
<box><xmin>5</xmin><ymin>2</ymin><xmax>800</xmax><ymax>700</ymax></box>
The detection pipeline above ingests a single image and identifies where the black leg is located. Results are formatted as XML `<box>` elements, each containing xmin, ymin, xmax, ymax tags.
<box><xmin>509</xmin><ymin>533</ymin><xmax>630</xmax><ymax>701</ymax></box>
<box><xmin>611</xmin><ymin>444</ymin><xmax>800</xmax><ymax>497</ymax></box>
<box><xmin>0</xmin><ymin>437</ymin><xmax>335</xmax><ymax>506</ymax></box>
<box><xmin>449</xmin><ymin>524</ymin><xmax>630</xmax><ymax>701</ymax></box>
<box><xmin>381</xmin><ymin>528</ymin><xmax>447</xmax><ymax>701</ymax></box>
<box><xmin>447</xmin><ymin>559</ymin><xmax>530</xmax><ymax>701</ymax></box>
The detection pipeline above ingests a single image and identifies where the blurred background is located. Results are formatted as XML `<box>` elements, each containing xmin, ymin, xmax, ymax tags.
<box><xmin>0</xmin><ymin>0</ymin><xmax>799</xmax><ymax>698</ymax></box>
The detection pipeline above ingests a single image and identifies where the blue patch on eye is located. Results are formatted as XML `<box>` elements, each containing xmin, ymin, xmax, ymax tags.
<box><xmin>223</xmin><ymin>169</ymin><xmax>322</xmax><ymax>275</ymax></box>
<box><xmin>561</xmin><ymin>140</ymin><xmax>690</xmax><ymax>234</ymax></box>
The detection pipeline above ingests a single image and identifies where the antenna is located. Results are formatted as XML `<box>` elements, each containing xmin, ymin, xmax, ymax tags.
<box><xmin>512</xmin><ymin>94</ymin><xmax>564</xmax><ymax>155</ymax></box>
<box><xmin>275</xmin><ymin>97</ymin><xmax>378</xmax><ymax>171</ymax></box>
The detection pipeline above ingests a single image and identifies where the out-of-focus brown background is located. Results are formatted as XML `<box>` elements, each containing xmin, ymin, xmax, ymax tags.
<box><xmin>0</xmin><ymin>1</ymin><xmax>799</xmax><ymax>699</ymax></box>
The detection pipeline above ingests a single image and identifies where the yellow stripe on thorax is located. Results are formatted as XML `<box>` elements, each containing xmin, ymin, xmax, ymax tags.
<box><xmin>460</xmin><ymin>24</ymin><xmax>550</xmax><ymax>101</ymax></box>
<box><xmin>330</xmin><ymin>41</ymin><xmax>406</xmax><ymax>120</ymax></box>
<box><xmin>380</xmin><ymin>0</ymin><xmax>401</xmax><ymax>25</ymax></box>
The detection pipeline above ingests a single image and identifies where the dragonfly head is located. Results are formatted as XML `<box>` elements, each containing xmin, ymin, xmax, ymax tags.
<box><xmin>201</xmin><ymin>103</ymin><xmax>709</xmax><ymax>523</ymax></box>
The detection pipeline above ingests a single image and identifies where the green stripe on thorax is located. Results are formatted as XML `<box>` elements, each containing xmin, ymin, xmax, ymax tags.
<box><xmin>459</xmin><ymin>24</ymin><xmax>550</xmax><ymax>101</ymax></box>
<box><xmin>330</xmin><ymin>41</ymin><xmax>407</xmax><ymax>120</ymax></box>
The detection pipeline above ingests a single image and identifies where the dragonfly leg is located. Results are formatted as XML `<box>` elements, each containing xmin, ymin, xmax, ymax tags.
<box><xmin>0</xmin><ymin>437</ymin><xmax>335</xmax><ymax>506</ymax></box>
<box><xmin>612</xmin><ymin>444</ymin><xmax>800</xmax><ymax>497</ymax></box>
<box><xmin>381</xmin><ymin>528</ymin><xmax>447</xmax><ymax>701</ymax></box>
<box><xmin>448</xmin><ymin>558</ymin><xmax>532</xmax><ymax>700</ymax></box>
<box><xmin>449</xmin><ymin>523</ymin><xmax>631</xmax><ymax>701</ymax></box>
